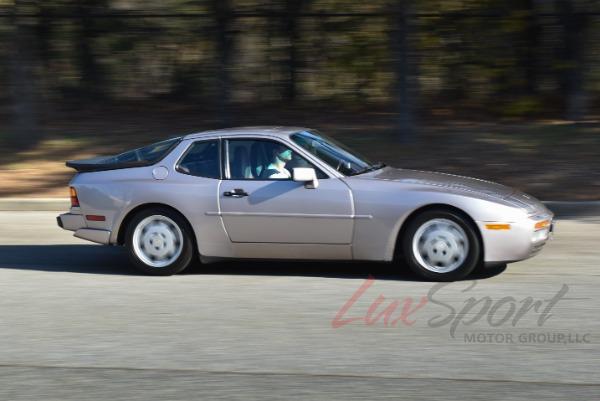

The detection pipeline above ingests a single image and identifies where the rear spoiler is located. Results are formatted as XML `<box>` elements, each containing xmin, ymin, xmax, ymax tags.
<box><xmin>66</xmin><ymin>158</ymin><xmax>151</xmax><ymax>173</ymax></box>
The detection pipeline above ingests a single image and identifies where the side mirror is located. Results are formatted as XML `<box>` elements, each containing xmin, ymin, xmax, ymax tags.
<box><xmin>292</xmin><ymin>167</ymin><xmax>319</xmax><ymax>189</ymax></box>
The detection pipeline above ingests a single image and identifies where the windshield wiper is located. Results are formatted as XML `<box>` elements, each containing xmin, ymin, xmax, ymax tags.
<box><xmin>349</xmin><ymin>162</ymin><xmax>386</xmax><ymax>176</ymax></box>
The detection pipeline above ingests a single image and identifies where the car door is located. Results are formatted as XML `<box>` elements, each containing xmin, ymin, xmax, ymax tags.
<box><xmin>218</xmin><ymin>137</ymin><xmax>354</xmax><ymax>244</ymax></box>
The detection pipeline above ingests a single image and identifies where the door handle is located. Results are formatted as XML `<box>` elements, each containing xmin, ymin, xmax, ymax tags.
<box><xmin>223</xmin><ymin>188</ymin><xmax>249</xmax><ymax>198</ymax></box>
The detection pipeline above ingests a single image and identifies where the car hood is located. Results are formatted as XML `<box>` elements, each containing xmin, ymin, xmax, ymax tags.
<box><xmin>361</xmin><ymin>167</ymin><xmax>514</xmax><ymax>199</ymax></box>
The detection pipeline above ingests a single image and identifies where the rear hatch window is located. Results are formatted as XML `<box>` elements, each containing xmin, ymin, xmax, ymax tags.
<box><xmin>66</xmin><ymin>137</ymin><xmax>181</xmax><ymax>172</ymax></box>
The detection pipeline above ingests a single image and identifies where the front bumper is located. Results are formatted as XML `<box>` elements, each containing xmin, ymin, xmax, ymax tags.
<box><xmin>477</xmin><ymin>214</ymin><xmax>554</xmax><ymax>263</ymax></box>
<box><xmin>57</xmin><ymin>213</ymin><xmax>111</xmax><ymax>245</ymax></box>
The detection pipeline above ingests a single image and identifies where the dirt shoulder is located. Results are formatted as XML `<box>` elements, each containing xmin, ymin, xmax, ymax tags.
<box><xmin>1</xmin><ymin>105</ymin><xmax>598</xmax><ymax>200</ymax></box>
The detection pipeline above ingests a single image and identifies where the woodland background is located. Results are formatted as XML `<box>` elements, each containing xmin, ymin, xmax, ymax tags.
<box><xmin>1</xmin><ymin>0</ymin><xmax>599</xmax><ymax>199</ymax></box>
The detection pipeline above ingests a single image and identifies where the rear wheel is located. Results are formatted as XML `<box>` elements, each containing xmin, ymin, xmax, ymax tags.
<box><xmin>402</xmin><ymin>209</ymin><xmax>481</xmax><ymax>281</ymax></box>
<box><xmin>126</xmin><ymin>207</ymin><xmax>194</xmax><ymax>275</ymax></box>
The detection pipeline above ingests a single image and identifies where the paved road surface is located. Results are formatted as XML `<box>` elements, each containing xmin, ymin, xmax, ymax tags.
<box><xmin>0</xmin><ymin>212</ymin><xmax>598</xmax><ymax>400</ymax></box>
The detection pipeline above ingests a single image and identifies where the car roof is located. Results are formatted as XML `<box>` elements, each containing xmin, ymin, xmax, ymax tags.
<box><xmin>183</xmin><ymin>126</ymin><xmax>309</xmax><ymax>140</ymax></box>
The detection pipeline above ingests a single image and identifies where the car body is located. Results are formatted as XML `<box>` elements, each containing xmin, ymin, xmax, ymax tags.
<box><xmin>57</xmin><ymin>126</ymin><xmax>554</xmax><ymax>280</ymax></box>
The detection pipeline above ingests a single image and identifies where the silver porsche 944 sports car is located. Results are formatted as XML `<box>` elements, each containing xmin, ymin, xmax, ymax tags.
<box><xmin>57</xmin><ymin>127</ymin><xmax>553</xmax><ymax>281</ymax></box>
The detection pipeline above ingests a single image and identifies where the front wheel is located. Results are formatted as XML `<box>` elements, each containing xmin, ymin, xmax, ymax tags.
<box><xmin>126</xmin><ymin>207</ymin><xmax>195</xmax><ymax>275</ymax></box>
<box><xmin>402</xmin><ymin>210</ymin><xmax>481</xmax><ymax>281</ymax></box>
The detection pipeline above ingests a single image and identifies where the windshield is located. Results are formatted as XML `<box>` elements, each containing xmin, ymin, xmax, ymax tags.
<box><xmin>290</xmin><ymin>130</ymin><xmax>381</xmax><ymax>176</ymax></box>
<box><xmin>107</xmin><ymin>137</ymin><xmax>181</xmax><ymax>164</ymax></box>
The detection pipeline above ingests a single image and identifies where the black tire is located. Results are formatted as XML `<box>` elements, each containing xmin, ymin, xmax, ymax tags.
<box><xmin>125</xmin><ymin>207</ymin><xmax>195</xmax><ymax>276</ymax></box>
<box><xmin>401</xmin><ymin>209</ymin><xmax>481</xmax><ymax>281</ymax></box>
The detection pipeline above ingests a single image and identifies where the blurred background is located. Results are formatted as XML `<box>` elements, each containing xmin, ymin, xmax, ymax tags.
<box><xmin>0</xmin><ymin>0</ymin><xmax>598</xmax><ymax>200</ymax></box>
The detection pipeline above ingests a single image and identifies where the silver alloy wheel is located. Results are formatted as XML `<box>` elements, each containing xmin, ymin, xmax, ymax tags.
<box><xmin>412</xmin><ymin>218</ymin><xmax>469</xmax><ymax>273</ymax></box>
<box><xmin>132</xmin><ymin>215</ymin><xmax>184</xmax><ymax>268</ymax></box>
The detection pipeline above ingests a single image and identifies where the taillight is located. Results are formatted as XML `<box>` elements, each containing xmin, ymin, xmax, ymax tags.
<box><xmin>70</xmin><ymin>187</ymin><xmax>80</xmax><ymax>207</ymax></box>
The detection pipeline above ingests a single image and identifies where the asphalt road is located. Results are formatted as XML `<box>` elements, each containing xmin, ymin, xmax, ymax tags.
<box><xmin>0</xmin><ymin>212</ymin><xmax>598</xmax><ymax>400</ymax></box>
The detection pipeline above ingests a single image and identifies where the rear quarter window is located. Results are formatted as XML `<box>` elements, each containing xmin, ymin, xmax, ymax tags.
<box><xmin>176</xmin><ymin>140</ymin><xmax>221</xmax><ymax>179</ymax></box>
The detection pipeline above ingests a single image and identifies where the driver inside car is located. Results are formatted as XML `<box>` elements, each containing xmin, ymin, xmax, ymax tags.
<box><xmin>264</xmin><ymin>146</ymin><xmax>293</xmax><ymax>179</ymax></box>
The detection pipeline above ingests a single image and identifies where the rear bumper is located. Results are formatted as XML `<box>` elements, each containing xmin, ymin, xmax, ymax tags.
<box><xmin>57</xmin><ymin>213</ymin><xmax>111</xmax><ymax>245</ymax></box>
<box><xmin>74</xmin><ymin>228</ymin><xmax>111</xmax><ymax>245</ymax></box>
<box><xmin>57</xmin><ymin>213</ymin><xmax>86</xmax><ymax>231</ymax></box>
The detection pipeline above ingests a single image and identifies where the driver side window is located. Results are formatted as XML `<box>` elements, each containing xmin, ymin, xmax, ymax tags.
<box><xmin>226</xmin><ymin>139</ymin><xmax>326</xmax><ymax>180</ymax></box>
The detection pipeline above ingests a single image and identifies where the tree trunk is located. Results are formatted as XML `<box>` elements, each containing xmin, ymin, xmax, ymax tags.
<box><xmin>389</xmin><ymin>0</ymin><xmax>418</xmax><ymax>143</ymax></box>
<box><xmin>212</xmin><ymin>0</ymin><xmax>234</xmax><ymax>127</ymax></box>
<box><xmin>556</xmin><ymin>0</ymin><xmax>587</xmax><ymax>121</ymax></box>
<box><xmin>283</xmin><ymin>0</ymin><xmax>306</xmax><ymax>102</ymax></box>
<box><xmin>7</xmin><ymin>1</ymin><xmax>40</xmax><ymax>147</ymax></box>
<box><xmin>522</xmin><ymin>0</ymin><xmax>541</xmax><ymax>96</ymax></box>
<box><xmin>76</xmin><ymin>1</ymin><xmax>104</xmax><ymax>98</ymax></box>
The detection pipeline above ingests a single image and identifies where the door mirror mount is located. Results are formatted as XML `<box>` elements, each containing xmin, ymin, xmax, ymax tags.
<box><xmin>292</xmin><ymin>167</ymin><xmax>319</xmax><ymax>189</ymax></box>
